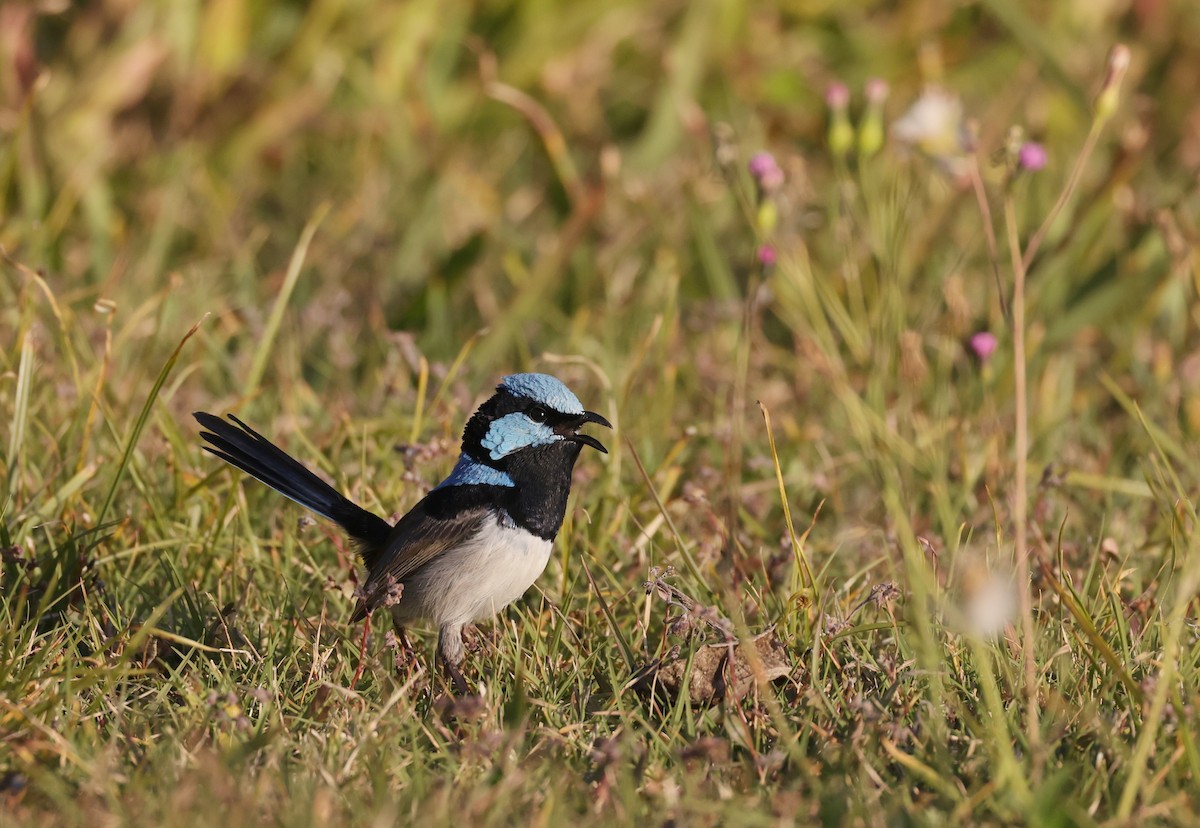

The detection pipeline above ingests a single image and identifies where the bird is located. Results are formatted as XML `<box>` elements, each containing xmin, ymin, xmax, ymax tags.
<box><xmin>193</xmin><ymin>372</ymin><xmax>611</xmax><ymax>692</ymax></box>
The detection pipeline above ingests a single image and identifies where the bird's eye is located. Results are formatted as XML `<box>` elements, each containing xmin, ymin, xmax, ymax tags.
<box><xmin>528</xmin><ymin>406</ymin><xmax>550</xmax><ymax>423</ymax></box>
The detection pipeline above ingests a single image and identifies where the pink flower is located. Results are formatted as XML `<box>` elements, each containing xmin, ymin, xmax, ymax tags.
<box><xmin>865</xmin><ymin>78</ymin><xmax>890</xmax><ymax>105</ymax></box>
<box><xmin>969</xmin><ymin>331</ymin><xmax>998</xmax><ymax>362</ymax></box>
<box><xmin>825</xmin><ymin>82</ymin><xmax>850</xmax><ymax>110</ymax></box>
<box><xmin>757</xmin><ymin>244</ymin><xmax>777</xmax><ymax>268</ymax></box>
<box><xmin>1017</xmin><ymin>142</ymin><xmax>1047</xmax><ymax>171</ymax></box>
<box><xmin>748</xmin><ymin>152</ymin><xmax>784</xmax><ymax>193</ymax></box>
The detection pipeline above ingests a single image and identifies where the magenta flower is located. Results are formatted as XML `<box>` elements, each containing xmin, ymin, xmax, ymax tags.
<box><xmin>1018</xmin><ymin>142</ymin><xmax>1047</xmax><ymax>171</ymax></box>
<box><xmin>757</xmin><ymin>244</ymin><xmax>777</xmax><ymax>268</ymax></box>
<box><xmin>969</xmin><ymin>331</ymin><xmax>998</xmax><ymax>362</ymax></box>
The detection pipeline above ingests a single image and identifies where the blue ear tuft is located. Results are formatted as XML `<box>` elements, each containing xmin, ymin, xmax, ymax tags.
<box><xmin>500</xmin><ymin>373</ymin><xmax>585</xmax><ymax>415</ymax></box>
<box><xmin>480</xmin><ymin>413</ymin><xmax>559</xmax><ymax>460</ymax></box>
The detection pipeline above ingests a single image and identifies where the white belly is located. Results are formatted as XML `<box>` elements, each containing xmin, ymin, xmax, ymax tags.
<box><xmin>393</xmin><ymin>518</ymin><xmax>553</xmax><ymax>628</ymax></box>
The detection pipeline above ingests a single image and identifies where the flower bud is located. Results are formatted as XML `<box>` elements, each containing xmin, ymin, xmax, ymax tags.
<box><xmin>826</xmin><ymin>82</ymin><xmax>854</xmax><ymax>160</ymax></box>
<box><xmin>756</xmin><ymin>200</ymin><xmax>779</xmax><ymax>236</ymax></box>
<box><xmin>1095</xmin><ymin>44</ymin><xmax>1130</xmax><ymax>124</ymax></box>
<box><xmin>858</xmin><ymin>78</ymin><xmax>889</xmax><ymax>159</ymax></box>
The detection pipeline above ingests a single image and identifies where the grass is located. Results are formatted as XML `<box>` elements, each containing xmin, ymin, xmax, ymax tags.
<box><xmin>3</xmin><ymin>0</ymin><xmax>1200</xmax><ymax>824</ymax></box>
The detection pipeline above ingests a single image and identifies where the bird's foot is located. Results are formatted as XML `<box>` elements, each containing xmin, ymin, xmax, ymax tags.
<box><xmin>386</xmin><ymin>623</ymin><xmax>421</xmax><ymax>679</ymax></box>
<box><xmin>443</xmin><ymin>657</ymin><xmax>471</xmax><ymax>695</ymax></box>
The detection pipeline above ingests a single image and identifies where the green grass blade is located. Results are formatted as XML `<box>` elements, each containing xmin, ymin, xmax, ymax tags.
<box><xmin>97</xmin><ymin>318</ymin><xmax>207</xmax><ymax>526</ymax></box>
<box><xmin>243</xmin><ymin>204</ymin><xmax>330</xmax><ymax>399</ymax></box>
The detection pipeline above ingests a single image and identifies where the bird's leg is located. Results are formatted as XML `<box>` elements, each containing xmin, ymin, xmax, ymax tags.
<box><xmin>393</xmin><ymin>621</ymin><xmax>415</xmax><ymax>656</ymax></box>
<box><xmin>437</xmin><ymin>623</ymin><xmax>470</xmax><ymax>695</ymax></box>
<box><xmin>350</xmin><ymin>614</ymin><xmax>371</xmax><ymax>689</ymax></box>
<box><xmin>389</xmin><ymin>615</ymin><xmax>420</xmax><ymax>677</ymax></box>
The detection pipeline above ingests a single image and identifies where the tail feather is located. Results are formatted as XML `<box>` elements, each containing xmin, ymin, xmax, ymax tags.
<box><xmin>194</xmin><ymin>412</ymin><xmax>392</xmax><ymax>550</ymax></box>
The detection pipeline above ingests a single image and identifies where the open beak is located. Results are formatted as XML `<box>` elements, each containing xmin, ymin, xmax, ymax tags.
<box><xmin>570</xmin><ymin>410</ymin><xmax>612</xmax><ymax>454</ymax></box>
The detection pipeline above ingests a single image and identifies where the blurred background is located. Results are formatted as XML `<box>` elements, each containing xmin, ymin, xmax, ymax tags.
<box><xmin>4</xmin><ymin>0</ymin><xmax>1200</xmax><ymax>544</ymax></box>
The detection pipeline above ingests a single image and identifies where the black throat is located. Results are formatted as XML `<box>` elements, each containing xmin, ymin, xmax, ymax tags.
<box><xmin>500</xmin><ymin>439</ymin><xmax>584</xmax><ymax>540</ymax></box>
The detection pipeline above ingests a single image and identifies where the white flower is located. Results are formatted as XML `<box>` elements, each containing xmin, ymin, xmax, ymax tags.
<box><xmin>964</xmin><ymin>572</ymin><xmax>1017</xmax><ymax>639</ymax></box>
<box><xmin>892</xmin><ymin>87</ymin><xmax>970</xmax><ymax>176</ymax></box>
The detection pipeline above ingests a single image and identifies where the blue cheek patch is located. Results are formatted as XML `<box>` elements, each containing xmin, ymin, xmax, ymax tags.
<box><xmin>480</xmin><ymin>413</ymin><xmax>560</xmax><ymax>460</ymax></box>
<box><xmin>435</xmin><ymin>453</ymin><xmax>516</xmax><ymax>490</ymax></box>
<box><xmin>500</xmin><ymin>373</ymin><xmax>585</xmax><ymax>415</ymax></box>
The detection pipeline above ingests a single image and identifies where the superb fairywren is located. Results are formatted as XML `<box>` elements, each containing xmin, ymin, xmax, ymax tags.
<box><xmin>194</xmin><ymin>373</ymin><xmax>611</xmax><ymax>692</ymax></box>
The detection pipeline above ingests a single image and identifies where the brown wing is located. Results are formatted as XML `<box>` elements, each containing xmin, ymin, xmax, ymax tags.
<box><xmin>349</xmin><ymin>498</ymin><xmax>488</xmax><ymax>621</ymax></box>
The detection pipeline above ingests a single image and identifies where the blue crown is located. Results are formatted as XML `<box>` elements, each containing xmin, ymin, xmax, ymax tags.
<box><xmin>500</xmin><ymin>373</ymin><xmax>585</xmax><ymax>415</ymax></box>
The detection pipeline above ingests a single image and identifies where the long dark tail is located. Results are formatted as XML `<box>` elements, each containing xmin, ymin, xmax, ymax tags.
<box><xmin>194</xmin><ymin>412</ymin><xmax>392</xmax><ymax>550</ymax></box>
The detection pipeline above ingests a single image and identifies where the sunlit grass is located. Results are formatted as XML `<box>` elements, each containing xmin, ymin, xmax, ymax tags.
<box><xmin>3</xmin><ymin>1</ymin><xmax>1200</xmax><ymax>824</ymax></box>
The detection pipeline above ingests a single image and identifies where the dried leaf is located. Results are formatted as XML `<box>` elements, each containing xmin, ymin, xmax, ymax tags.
<box><xmin>635</xmin><ymin>629</ymin><xmax>791</xmax><ymax>705</ymax></box>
